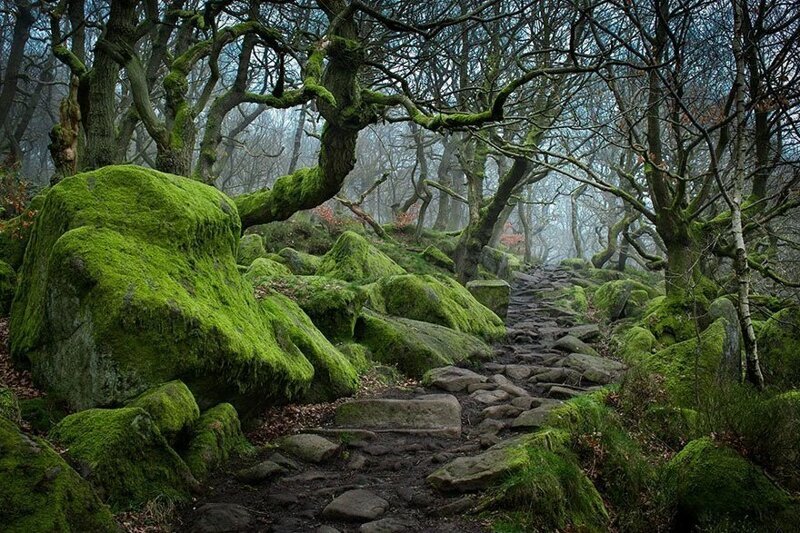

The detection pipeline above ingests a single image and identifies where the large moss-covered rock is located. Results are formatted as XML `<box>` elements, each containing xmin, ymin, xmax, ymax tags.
<box><xmin>640</xmin><ymin>296</ymin><xmax>701</xmax><ymax>346</ymax></box>
<box><xmin>354</xmin><ymin>311</ymin><xmax>492</xmax><ymax>377</ymax></box>
<box><xmin>642</xmin><ymin>318</ymin><xmax>733</xmax><ymax>406</ymax></box>
<box><xmin>757</xmin><ymin>307</ymin><xmax>800</xmax><ymax>388</ymax></box>
<box><xmin>592</xmin><ymin>279</ymin><xmax>654</xmax><ymax>321</ymax></box>
<box><xmin>276</xmin><ymin>247</ymin><xmax>323</xmax><ymax>275</ymax></box>
<box><xmin>664</xmin><ymin>437</ymin><xmax>800</xmax><ymax>530</ymax></box>
<box><xmin>127</xmin><ymin>380</ymin><xmax>200</xmax><ymax>444</ymax></box>
<box><xmin>183</xmin><ymin>403</ymin><xmax>253</xmax><ymax>481</ymax></box>
<box><xmin>421</xmin><ymin>245</ymin><xmax>455</xmax><ymax>272</ymax></box>
<box><xmin>256</xmin><ymin>216</ymin><xmax>335</xmax><ymax>255</ymax></box>
<box><xmin>317</xmin><ymin>231</ymin><xmax>406</xmax><ymax>283</ymax></box>
<box><xmin>466</xmin><ymin>279</ymin><xmax>510</xmax><ymax>319</ymax></box>
<box><xmin>259</xmin><ymin>293</ymin><xmax>358</xmax><ymax>402</ymax></box>
<box><xmin>9</xmin><ymin>165</ymin><xmax>339</xmax><ymax>412</ymax></box>
<box><xmin>49</xmin><ymin>407</ymin><xmax>198</xmax><ymax>511</ymax></box>
<box><xmin>367</xmin><ymin>274</ymin><xmax>505</xmax><ymax>341</ymax></box>
<box><xmin>480</xmin><ymin>246</ymin><xmax>523</xmax><ymax>280</ymax></box>
<box><xmin>237</xmin><ymin>233</ymin><xmax>267</xmax><ymax>266</ymax></box>
<box><xmin>0</xmin><ymin>260</ymin><xmax>16</xmax><ymax>314</ymax></box>
<box><xmin>257</xmin><ymin>275</ymin><xmax>366</xmax><ymax>341</ymax></box>
<box><xmin>243</xmin><ymin>257</ymin><xmax>292</xmax><ymax>282</ymax></box>
<box><xmin>0</xmin><ymin>417</ymin><xmax>117</xmax><ymax>532</ymax></box>
<box><xmin>614</xmin><ymin>325</ymin><xmax>656</xmax><ymax>364</ymax></box>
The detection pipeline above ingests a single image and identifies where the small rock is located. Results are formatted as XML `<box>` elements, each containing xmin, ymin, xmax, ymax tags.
<box><xmin>504</xmin><ymin>365</ymin><xmax>533</xmax><ymax>380</ymax></box>
<box><xmin>511</xmin><ymin>406</ymin><xmax>554</xmax><ymax>429</ymax></box>
<box><xmin>278</xmin><ymin>434</ymin><xmax>340</xmax><ymax>463</ymax></box>
<box><xmin>552</xmin><ymin>335</ymin><xmax>599</xmax><ymax>356</ymax></box>
<box><xmin>483</xmin><ymin>362</ymin><xmax>506</xmax><ymax>372</ymax></box>
<box><xmin>316</xmin><ymin>526</ymin><xmax>341</xmax><ymax>533</ymax></box>
<box><xmin>234</xmin><ymin>460</ymin><xmax>285</xmax><ymax>483</ymax></box>
<box><xmin>348</xmin><ymin>452</ymin><xmax>367</xmax><ymax>470</ymax></box>
<box><xmin>529</xmin><ymin>367</ymin><xmax>583</xmax><ymax>385</ymax></box>
<box><xmin>482</xmin><ymin>404</ymin><xmax>523</xmax><ymax>420</ymax></box>
<box><xmin>490</xmin><ymin>374</ymin><xmax>511</xmax><ymax>386</ymax></box>
<box><xmin>510</xmin><ymin>396</ymin><xmax>541</xmax><ymax>409</ymax></box>
<box><xmin>471</xmin><ymin>389</ymin><xmax>510</xmax><ymax>405</ymax></box>
<box><xmin>191</xmin><ymin>503</ymin><xmax>253</xmax><ymax>533</ymax></box>
<box><xmin>499</xmin><ymin>383</ymin><xmax>530</xmax><ymax>397</ymax></box>
<box><xmin>322</xmin><ymin>489</ymin><xmax>389</xmax><ymax>522</ymax></box>
<box><xmin>466</xmin><ymin>382</ymin><xmax>496</xmax><ymax>393</ymax></box>
<box><xmin>567</xmin><ymin>324</ymin><xmax>601</xmax><ymax>342</ymax></box>
<box><xmin>424</xmin><ymin>366</ymin><xmax>487</xmax><ymax>392</ymax></box>
<box><xmin>268</xmin><ymin>452</ymin><xmax>300</xmax><ymax>470</ymax></box>
<box><xmin>359</xmin><ymin>517</ymin><xmax>417</xmax><ymax>532</ymax></box>
<box><xmin>476</xmin><ymin>418</ymin><xmax>507</xmax><ymax>435</ymax></box>
<box><xmin>548</xmin><ymin>385</ymin><xmax>584</xmax><ymax>400</ymax></box>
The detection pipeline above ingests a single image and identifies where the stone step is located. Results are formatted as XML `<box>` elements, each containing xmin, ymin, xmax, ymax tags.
<box><xmin>334</xmin><ymin>395</ymin><xmax>462</xmax><ymax>438</ymax></box>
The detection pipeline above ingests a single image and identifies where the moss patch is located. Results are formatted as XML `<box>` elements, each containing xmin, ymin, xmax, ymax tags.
<box><xmin>367</xmin><ymin>274</ymin><xmax>505</xmax><ymax>341</ymax></box>
<box><xmin>421</xmin><ymin>245</ymin><xmax>455</xmax><ymax>271</ymax></box>
<box><xmin>276</xmin><ymin>247</ymin><xmax>322</xmax><ymax>275</ymax></box>
<box><xmin>354</xmin><ymin>310</ymin><xmax>492</xmax><ymax>377</ymax></box>
<box><xmin>10</xmin><ymin>165</ymin><xmax>320</xmax><ymax>412</ymax></box>
<box><xmin>182</xmin><ymin>403</ymin><xmax>253</xmax><ymax>481</ymax></box>
<box><xmin>664</xmin><ymin>437</ymin><xmax>800</xmax><ymax>530</ymax></box>
<box><xmin>0</xmin><ymin>387</ymin><xmax>20</xmax><ymax>422</ymax></box>
<box><xmin>237</xmin><ymin>233</ymin><xmax>267</xmax><ymax>266</ymax></box>
<box><xmin>592</xmin><ymin>279</ymin><xmax>656</xmax><ymax>321</ymax></box>
<box><xmin>127</xmin><ymin>380</ymin><xmax>200</xmax><ymax>444</ymax></box>
<box><xmin>244</xmin><ymin>257</ymin><xmax>292</xmax><ymax>282</ymax></box>
<box><xmin>757</xmin><ymin>307</ymin><xmax>800</xmax><ymax>388</ymax></box>
<box><xmin>49</xmin><ymin>407</ymin><xmax>198</xmax><ymax>511</ymax></box>
<box><xmin>317</xmin><ymin>231</ymin><xmax>406</xmax><ymax>283</ymax></box>
<box><xmin>0</xmin><ymin>191</ymin><xmax>46</xmax><ymax>270</ymax></box>
<box><xmin>0</xmin><ymin>417</ymin><xmax>117</xmax><ymax>532</ymax></box>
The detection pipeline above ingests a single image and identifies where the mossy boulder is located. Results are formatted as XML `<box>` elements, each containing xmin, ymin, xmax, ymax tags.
<box><xmin>553</xmin><ymin>285</ymin><xmax>589</xmax><ymax>315</ymax></box>
<box><xmin>664</xmin><ymin>437</ymin><xmax>800</xmax><ymax>530</ymax></box>
<box><xmin>335</xmin><ymin>342</ymin><xmax>372</xmax><ymax>374</ymax></box>
<box><xmin>127</xmin><ymin>380</ymin><xmax>200</xmax><ymax>444</ymax></box>
<box><xmin>17</xmin><ymin>397</ymin><xmax>67</xmax><ymax>433</ymax></box>
<box><xmin>258</xmin><ymin>275</ymin><xmax>366</xmax><ymax>341</ymax></box>
<box><xmin>560</xmin><ymin>258</ymin><xmax>590</xmax><ymax>270</ymax></box>
<box><xmin>9</xmin><ymin>165</ymin><xmax>335</xmax><ymax>412</ymax></box>
<box><xmin>640</xmin><ymin>296</ymin><xmax>701</xmax><ymax>346</ymax></box>
<box><xmin>49</xmin><ymin>407</ymin><xmax>198</xmax><ymax>511</ymax></box>
<box><xmin>466</xmin><ymin>279</ymin><xmax>510</xmax><ymax>319</ymax></box>
<box><xmin>354</xmin><ymin>310</ymin><xmax>492</xmax><ymax>377</ymax></box>
<box><xmin>757</xmin><ymin>307</ymin><xmax>800</xmax><ymax>388</ymax></box>
<box><xmin>614</xmin><ymin>325</ymin><xmax>656</xmax><ymax>364</ymax></box>
<box><xmin>277</xmin><ymin>247</ymin><xmax>323</xmax><ymax>275</ymax></box>
<box><xmin>243</xmin><ymin>257</ymin><xmax>292</xmax><ymax>282</ymax></box>
<box><xmin>236</xmin><ymin>233</ymin><xmax>267</xmax><ymax>266</ymax></box>
<box><xmin>0</xmin><ymin>191</ymin><xmax>46</xmax><ymax>269</ymax></box>
<box><xmin>317</xmin><ymin>231</ymin><xmax>406</xmax><ymax>283</ymax></box>
<box><xmin>183</xmin><ymin>403</ymin><xmax>253</xmax><ymax>481</ymax></box>
<box><xmin>0</xmin><ymin>417</ymin><xmax>117</xmax><ymax>532</ymax></box>
<box><xmin>592</xmin><ymin>279</ymin><xmax>655</xmax><ymax>321</ymax></box>
<box><xmin>421</xmin><ymin>245</ymin><xmax>455</xmax><ymax>271</ymax></box>
<box><xmin>259</xmin><ymin>292</ymin><xmax>358</xmax><ymax>402</ymax></box>
<box><xmin>0</xmin><ymin>387</ymin><xmax>20</xmax><ymax>422</ymax></box>
<box><xmin>480</xmin><ymin>246</ymin><xmax>523</xmax><ymax>280</ymax></box>
<box><xmin>255</xmin><ymin>216</ymin><xmax>334</xmax><ymax>255</ymax></box>
<box><xmin>367</xmin><ymin>274</ymin><xmax>505</xmax><ymax>341</ymax></box>
<box><xmin>0</xmin><ymin>260</ymin><xmax>16</xmax><ymax>314</ymax></box>
<box><xmin>642</xmin><ymin>318</ymin><xmax>733</xmax><ymax>406</ymax></box>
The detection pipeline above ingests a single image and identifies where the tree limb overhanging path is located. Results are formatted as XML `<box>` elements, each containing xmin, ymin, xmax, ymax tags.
<box><xmin>178</xmin><ymin>266</ymin><xmax>625</xmax><ymax>532</ymax></box>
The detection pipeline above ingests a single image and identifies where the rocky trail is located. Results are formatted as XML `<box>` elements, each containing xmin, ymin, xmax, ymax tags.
<box><xmin>179</xmin><ymin>266</ymin><xmax>625</xmax><ymax>533</ymax></box>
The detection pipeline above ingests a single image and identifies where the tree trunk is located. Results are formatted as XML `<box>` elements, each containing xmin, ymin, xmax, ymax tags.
<box><xmin>287</xmin><ymin>103</ymin><xmax>307</xmax><ymax>174</ymax></box>
<box><xmin>570</xmin><ymin>184</ymin><xmax>587</xmax><ymax>258</ymax></box>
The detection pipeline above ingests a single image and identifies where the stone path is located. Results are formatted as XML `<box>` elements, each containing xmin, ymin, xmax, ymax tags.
<box><xmin>179</xmin><ymin>266</ymin><xmax>623</xmax><ymax>533</ymax></box>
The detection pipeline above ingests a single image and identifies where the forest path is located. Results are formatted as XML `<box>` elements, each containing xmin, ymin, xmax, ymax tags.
<box><xmin>178</xmin><ymin>266</ymin><xmax>620</xmax><ymax>533</ymax></box>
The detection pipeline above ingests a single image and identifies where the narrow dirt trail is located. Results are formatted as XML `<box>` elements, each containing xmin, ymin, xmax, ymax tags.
<box><xmin>178</xmin><ymin>266</ymin><xmax>620</xmax><ymax>533</ymax></box>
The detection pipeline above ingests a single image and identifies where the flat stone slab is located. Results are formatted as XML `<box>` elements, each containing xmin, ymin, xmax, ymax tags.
<box><xmin>278</xmin><ymin>434</ymin><xmax>340</xmax><ymax>463</ymax></box>
<box><xmin>359</xmin><ymin>517</ymin><xmax>417</xmax><ymax>532</ymax></box>
<box><xmin>559</xmin><ymin>352</ymin><xmax>625</xmax><ymax>374</ymax></box>
<box><xmin>322</xmin><ymin>489</ymin><xmax>389</xmax><ymax>522</ymax></box>
<box><xmin>511</xmin><ymin>403</ymin><xmax>560</xmax><ymax>429</ymax></box>
<box><xmin>425</xmin><ymin>366</ymin><xmax>487</xmax><ymax>392</ymax></box>
<box><xmin>190</xmin><ymin>503</ymin><xmax>254</xmax><ymax>533</ymax></box>
<box><xmin>470</xmin><ymin>389</ymin><xmax>510</xmax><ymax>405</ymax></box>
<box><xmin>335</xmin><ymin>395</ymin><xmax>461</xmax><ymax>438</ymax></box>
<box><xmin>234</xmin><ymin>460</ymin><xmax>285</xmax><ymax>484</ymax></box>
<box><xmin>552</xmin><ymin>335</ymin><xmax>599</xmax><ymax>356</ymax></box>
<box><xmin>566</xmin><ymin>324</ymin><xmax>602</xmax><ymax>342</ymax></box>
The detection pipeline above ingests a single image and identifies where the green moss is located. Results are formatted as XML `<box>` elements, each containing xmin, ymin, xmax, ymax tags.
<box><xmin>0</xmin><ymin>260</ymin><xmax>16</xmax><ymax>314</ymax></box>
<box><xmin>757</xmin><ymin>307</ymin><xmax>800</xmax><ymax>388</ymax></box>
<box><xmin>368</xmin><ymin>274</ymin><xmax>505</xmax><ymax>341</ymax></box>
<box><xmin>641</xmin><ymin>406</ymin><xmax>700</xmax><ymax>449</ymax></box>
<box><xmin>257</xmin><ymin>275</ymin><xmax>366</xmax><ymax>341</ymax></box>
<box><xmin>484</xmin><ymin>429</ymin><xmax>609</xmax><ymax>532</ymax></box>
<box><xmin>254</xmin><ymin>216</ymin><xmax>335</xmax><ymax>255</ymax></box>
<box><xmin>354</xmin><ymin>310</ymin><xmax>492</xmax><ymax>377</ymax></box>
<box><xmin>615</xmin><ymin>325</ymin><xmax>656</xmax><ymax>364</ymax></box>
<box><xmin>276</xmin><ymin>247</ymin><xmax>323</xmax><ymax>275</ymax></box>
<box><xmin>553</xmin><ymin>285</ymin><xmax>589</xmax><ymax>315</ymax></box>
<box><xmin>49</xmin><ymin>407</ymin><xmax>198</xmax><ymax>511</ymax></box>
<box><xmin>244</xmin><ymin>257</ymin><xmax>292</xmax><ymax>282</ymax></box>
<box><xmin>237</xmin><ymin>233</ymin><xmax>267</xmax><ymax>266</ymax></box>
<box><xmin>640</xmin><ymin>296</ymin><xmax>702</xmax><ymax>346</ymax></box>
<box><xmin>259</xmin><ymin>292</ymin><xmax>358</xmax><ymax>402</ymax></box>
<box><xmin>10</xmin><ymin>165</ymin><xmax>318</xmax><ymax>413</ymax></box>
<box><xmin>480</xmin><ymin>246</ymin><xmax>524</xmax><ymax>280</ymax></box>
<box><xmin>317</xmin><ymin>231</ymin><xmax>406</xmax><ymax>283</ymax></box>
<box><xmin>421</xmin><ymin>245</ymin><xmax>455</xmax><ymax>271</ymax></box>
<box><xmin>17</xmin><ymin>397</ymin><xmax>67</xmax><ymax>433</ymax></box>
<box><xmin>642</xmin><ymin>319</ymin><xmax>730</xmax><ymax>406</ymax></box>
<box><xmin>335</xmin><ymin>342</ymin><xmax>372</xmax><ymax>374</ymax></box>
<box><xmin>664</xmin><ymin>437</ymin><xmax>800</xmax><ymax>530</ymax></box>
<box><xmin>560</xmin><ymin>258</ymin><xmax>590</xmax><ymax>270</ymax></box>
<box><xmin>592</xmin><ymin>279</ymin><xmax>656</xmax><ymax>321</ymax></box>
<box><xmin>0</xmin><ymin>417</ymin><xmax>117</xmax><ymax>532</ymax></box>
<box><xmin>182</xmin><ymin>403</ymin><xmax>253</xmax><ymax>481</ymax></box>
<box><xmin>127</xmin><ymin>380</ymin><xmax>200</xmax><ymax>444</ymax></box>
<box><xmin>0</xmin><ymin>387</ymin><xmax>20</xmax><ymax>422</ymax></box>
<box><xmin>466</xmin><ymin>279</ymin><xmax>510</xmax><ymax>318</ymax></box>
